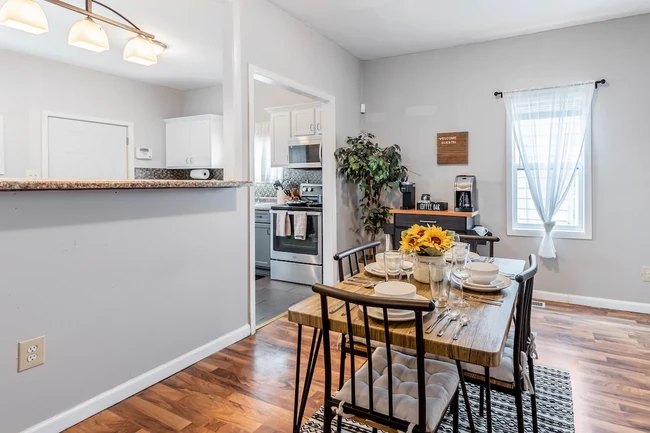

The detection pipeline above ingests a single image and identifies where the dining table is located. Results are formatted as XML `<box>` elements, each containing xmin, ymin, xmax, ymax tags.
<box><xmin>287</xmin><ymin>257</ymin><xmax>526</xmax><ymax>433</ymax></box>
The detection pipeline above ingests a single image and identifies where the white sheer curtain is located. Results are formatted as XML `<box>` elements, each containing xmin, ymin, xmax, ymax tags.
<box><xmin>254</xmin><ymin>122</ymin><xmax>282</xmax><ymax>183</ymax></box>
<box><xmin>505</xmin><ymin>83</ymin><xmax>595</xmax><ymax>258</ymax></box>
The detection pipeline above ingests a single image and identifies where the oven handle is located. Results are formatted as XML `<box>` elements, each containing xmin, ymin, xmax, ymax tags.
<box><xmin>270</xmin><ymin>210</ymin><xmax>322</xmax><ymax>217</ymax></box>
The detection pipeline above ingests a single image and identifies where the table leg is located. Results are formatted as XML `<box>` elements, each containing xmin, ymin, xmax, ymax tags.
<box><xmin>456</xmin><ymin>361</ymin><xmax>476</xmax><ymax>433</ymax></box>
<box><xmin>485</xmin><ymin>366</ymin><xmax>493</xmax><ymax>433</ymax></box>
<box><xmin>293</xmin><ymin>325</ymin><xmax>322</xmax><ymax>433</ymax></box>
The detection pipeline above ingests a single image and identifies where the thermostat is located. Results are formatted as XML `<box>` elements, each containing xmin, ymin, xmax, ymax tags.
<box><xmin>136</xmin><ymin>147</ymin><xmax>153</xmax><ymax>160</ymax></box>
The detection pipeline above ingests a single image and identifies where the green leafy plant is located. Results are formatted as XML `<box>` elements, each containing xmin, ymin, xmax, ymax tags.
<box><xmin>335</xmin><ymin>132</ymin><xmax>408</xmax><ymax>242</ymax></box>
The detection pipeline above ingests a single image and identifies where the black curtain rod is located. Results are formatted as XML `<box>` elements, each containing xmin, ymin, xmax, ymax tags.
<box><xmin>494</xmin><ymin>79</ymin><xmax>606</xmax><ymax>98</ymax></box>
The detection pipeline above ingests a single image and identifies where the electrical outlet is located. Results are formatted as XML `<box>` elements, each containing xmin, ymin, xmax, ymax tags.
<box><xmin>25</xmin><ymin>170</ymin><xmax>40</xmax><ymax>179</ymax></box>
<box><xmin>18</xmin><ymin>336</ymin><xmax>45</xmax><ymax>372</ymax></box>
<box><xmin>643</xmin><ymin>266</ymin><xmax>650</xmax><ymax>282</ymax></box>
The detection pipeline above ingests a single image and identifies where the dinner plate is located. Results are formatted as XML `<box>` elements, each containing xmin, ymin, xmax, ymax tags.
<box><xmin>462</xmin><ymin>275</ymin><xmax>512</xmax><ymax>293</ymax></box>
<box><xmin>364</xmin><ymin>262</ymin><xmax>386</xmax><ymax>277</ymax></box>
<box><xmin>364</xmin><ymin>294</ymin><xmax>429</xmax><ymax>322</ymax></box>
<box><xmin>444</xmin><ymin>251</ymin><xmax>480</xmax><ymax>262</ymax></box>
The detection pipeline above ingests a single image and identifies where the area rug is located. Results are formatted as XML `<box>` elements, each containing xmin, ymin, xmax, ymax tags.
<box><xmin>300</xmin><ymin>365</ymin><xmax>574</xmax><ymax>433</ymax></box>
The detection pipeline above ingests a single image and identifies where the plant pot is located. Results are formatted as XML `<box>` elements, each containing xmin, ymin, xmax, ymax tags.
<box><xmin>414</xmin><ymin>255</ymin><xmax>446</xmax><ymax>284</ymax></box>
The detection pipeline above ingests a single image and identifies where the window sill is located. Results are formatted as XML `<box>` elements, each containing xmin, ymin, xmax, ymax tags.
<box><xmin>507</xmin><ymin>227</ymin><xmax>592</xmax><ymax>240</ymax></box>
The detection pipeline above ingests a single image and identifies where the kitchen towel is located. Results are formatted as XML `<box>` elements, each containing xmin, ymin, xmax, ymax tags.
<box><xmin>276</xmin><ymin>211</ymin><xmax>291</xmax><ymax>237</ymax></box>
<box><xmin>293</xmin><ymin>211</ymin><xmax>307</xmax><ymax>240</ymax></box>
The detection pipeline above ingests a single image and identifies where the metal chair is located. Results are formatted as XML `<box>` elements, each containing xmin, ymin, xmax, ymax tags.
<box><xmin>333</xmin><ymin>241</ymin><xmax>381</xmax><ymax>282</ymax></box>
<box><xmin>313</xmin><ymin>283</ymin><xmax>460</xmax><ymax>433</ymax></box>
<box><xmin>458</xmin><ymin>234</ymin><xmax>500</xmax><ymax>257</ymax></box>
<box><xmin>461</xmin><ymin>255</ymin><xmax>539</xmax><ymax>433</ymax></box>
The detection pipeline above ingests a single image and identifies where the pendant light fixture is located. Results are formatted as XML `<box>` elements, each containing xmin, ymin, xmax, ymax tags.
<box><xmin>68</xmin><ymin>16</ymin><xmax>109</xmax><ymax>52</ymax></box>
<box><xmin>0</xmin><ymin>0</ymin><xmax>167</xmax><ymax>65</ymax></box>
<box><xmin>0</xmin><ymin>0</ymin><xmax>48</xmax><ymax>34</ymax></box>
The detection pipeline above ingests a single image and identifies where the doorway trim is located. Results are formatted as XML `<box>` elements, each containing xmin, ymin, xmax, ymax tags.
<box><xmin>247</xmin><ymin>65</ymin><xmax>337</xmax><ymax>335</ymax></box>
<box><xmin>41</xmin><ymin>111</ymin><xmax>135</xmax><ymax>179</ymax></box>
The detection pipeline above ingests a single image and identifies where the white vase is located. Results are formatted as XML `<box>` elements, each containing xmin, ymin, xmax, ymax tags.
<box><xmin>414</xmin><ymin>255</ymin><xmax>446</xmax><ymax>284</ymax></box>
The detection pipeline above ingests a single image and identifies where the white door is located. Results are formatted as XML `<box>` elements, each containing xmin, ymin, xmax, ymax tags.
<box><xmin>47</xmin><ymin>117</ymin><xmax>128</xmax><ymax>179</ymax></box>
<box><xmin>291</xmin><ymin>109</ymin><xmax>315</xmax><ymax>136</ymax></box>
<box><xmin>270</xmin><ymin>111</ymin><xmax>290</xmax><ymax>167</ymax></box>
<box><xmin>166</xmin><ymin>122</ymin><xmax>190</xmax><ymax>167</ymax></box>
<box><xmin>315</xmin><ymin>108</ymin><xmax>322</xmax><ymax>135</ymax></box>
<box><xmin>188</xmin><ymin>120</ymin><xmax>212</xmax><ymax>167</ymax></box>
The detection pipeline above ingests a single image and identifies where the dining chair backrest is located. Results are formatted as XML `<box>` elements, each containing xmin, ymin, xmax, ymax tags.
<box><xmin>333</xmin><ymin>241</ymin><xmax>381</xmax><ymax>282</ymax></box>
<box><xmin>312</xmin><ymin>283</ymin><xmax>436</xmax><ymax>432</ymax></box>
<box><xmin>512</xmin><ymin>255</ymin><xmax>538</xmax><ymax>385</ymax></box>
<box><xmin>458</xmin><ymin>234</ymin><xmax>500</xmax><ymax>257</ymax></box>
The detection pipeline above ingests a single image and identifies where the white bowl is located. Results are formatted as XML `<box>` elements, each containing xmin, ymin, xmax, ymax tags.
<box><xmin>471</xmin><ymin>262</ymin><xmax>499</xmax><ymax>284</ymax></box>
<box><xmin>374</xmin><ymin>281</ymin><xmax>416</xmax><ymax>299</ymax></box>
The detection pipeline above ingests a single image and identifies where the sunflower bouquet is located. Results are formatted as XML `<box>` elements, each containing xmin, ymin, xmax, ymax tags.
<box><xmin>399</xmin><ymin>224</ymin><xmax>454</xmax><ymax>256</ymax></box>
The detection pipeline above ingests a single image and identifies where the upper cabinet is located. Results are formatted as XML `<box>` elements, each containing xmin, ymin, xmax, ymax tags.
<box><xmin>291</xmin><ymin>108</ymin><xmax>316</xmax><ymax>136</ymax></box>
<box><xmin>266</xmin><ymin>102</ymin><xmax>322</xmax><ymax>167</ymax></box>
<box><xmin>164</xmin><ymin>115</ymin><xmax>223</xmax><ymax>169</ymax></box>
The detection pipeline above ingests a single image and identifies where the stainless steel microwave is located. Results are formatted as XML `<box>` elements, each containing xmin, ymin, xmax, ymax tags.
<box><xmin>287</xmin><ymin>136</ymin><xmax>322</xmax><ymax>168</ymax></box>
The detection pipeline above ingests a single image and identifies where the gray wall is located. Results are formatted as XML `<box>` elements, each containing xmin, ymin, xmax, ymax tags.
<box><xmin>0</xmin><ymin>50</ymin><xmax>184</xmax><ymax>174</ymax></box>
<box><xmin>0</xmin><ymin>189</ymin><xmax>249</xmax><ymax>432</ymax></box>
<box><xmin>254</xmin><ymin>80</ymin><xmax>315</xmax><ymax>123</ymax></box>
<box><xmin>361</xmin><ymin>14</ymin><xmax>650</xmax><ymax>304</ymax></box>
<box><xmin>183</xmin><ymin>85</ymin><xmax>224</xmax><ymax>116</ymax></box>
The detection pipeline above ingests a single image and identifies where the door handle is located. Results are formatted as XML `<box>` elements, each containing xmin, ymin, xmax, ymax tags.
<box><xmin>419</xmin><ymin>220</ymin><xmax>438</xmax><ymax>225</ymax></box>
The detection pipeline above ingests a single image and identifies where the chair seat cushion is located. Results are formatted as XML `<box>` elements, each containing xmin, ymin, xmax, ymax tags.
<box><xmin>334</xmin><ymin>347</ymin><xmax>459</xmax><ymax>432</ymax></box>
<box><xmin>461</xmin><ymin>332</ymin><xmax>515</xmax><ymax>384</ymax></box>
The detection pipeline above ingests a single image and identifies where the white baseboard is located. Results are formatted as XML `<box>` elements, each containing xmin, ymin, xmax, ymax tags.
<box><xmin>534</xmin><ymin>290</ymin><xmax>650</xmax><ymax>315</ymax></box>
<box><xmin>22</xmin><ymin>325</ymin><xmax>251</xmax><ymax>433</ymax></box>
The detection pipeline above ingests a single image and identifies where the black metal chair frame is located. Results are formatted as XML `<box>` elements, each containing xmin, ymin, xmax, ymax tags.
<box><xmin>334</xmin><ymin>241</ymin><xmax>381</xmax><ymax>282</ymax></box>
<box><xmin>313</xmin><ymin>283</ymin><xmax>460</xmax><ymax>433</ymax></box>
<box><xmin>462</xmin><ymin>255</ymin><xmax>539</xmax><ymax>433</ymax></box>
<box><xmin>458</xmin><ymin>234</ymin><xmax>501</xmax><ymax>257</ymax></box>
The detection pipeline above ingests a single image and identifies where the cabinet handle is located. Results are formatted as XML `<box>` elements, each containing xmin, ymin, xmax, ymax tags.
<box><xmin>267</xmin><ymin>228</ymin><xmax>271</xmax><ymax>235</ymax></box>
<box><xmin>310</xmin><ymin>124</ymin><xmax>314</xmax><ymax>132</ymax></box>
<box><xmin>190</xmin><ymin>157</ymin><xmax>194</xmax><ymax>164</ymax></box>
<box><xmin>317</xmin><ymin>122</ymin><xmax>321</xmax><ymax>131</ymax></box>
<box><xmin>419</xmin><ymin>220</ymin><xmax>438</xmax><ymax>225</ymax></box>
<box><xmin>185</xmin><ymin>158</ymin><xmax>189</xmax><ymax>164</ymax></box>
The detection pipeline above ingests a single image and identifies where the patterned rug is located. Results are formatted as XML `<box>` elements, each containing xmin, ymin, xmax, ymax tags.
<box><xmin>300</xmin><ymin>365</ymin><xmax>574</xmax><ymax>433</ymax></box>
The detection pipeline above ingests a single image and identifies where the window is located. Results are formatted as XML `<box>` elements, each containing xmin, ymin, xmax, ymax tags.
<box><xmin>254</xmin><ymin>122</ymin><xmax>282</xmax><ymax>183</ymax></box>
<box><xmin>507</xmin><ymin>89</ymin><xmax>592</xmax><ymax>240</ymax></box>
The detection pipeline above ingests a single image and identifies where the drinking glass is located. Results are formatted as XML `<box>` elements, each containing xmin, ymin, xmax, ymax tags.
<box><xmin>401</xmin><ymin>251</ymin><xmax>417</xmax><ymax>282</ymax></box>
<box><xmin>383</xmin><ymin>250</ymin><xmax>402</xmax><ymax>281</ymax></box>
<box><xmin>451</xmin><ymin>244</ymin><xmax>472</xmax><ymax>308</ymax></box>
<box><xmin>429</xmin><ymin>261</ymin><xmax>450</xmax><ymax>308</ymax></box>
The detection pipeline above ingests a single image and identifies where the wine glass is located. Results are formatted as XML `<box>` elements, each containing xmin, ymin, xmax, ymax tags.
<box><xmin>451</xmin><ymin>244</ymin><xmax>471</xmax><ymax>308</ymax></box>
<box><xmin>401</xmin><ymin>250</ymin><xmax>417</xmax><ymax>283</ymax></box>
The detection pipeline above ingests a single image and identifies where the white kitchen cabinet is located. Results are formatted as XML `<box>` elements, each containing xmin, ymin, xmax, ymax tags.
<box><xmin>269</xmin><ymin>111</ymin><xmax>291</xmax><ymax>167</ymax></box>
<box><xmin>164</xmin><ymin>115</ymin><xmax>223</xmax><ymax>169</ymax></box>
<box><xmin>315</xmin><ymin>108</ymin><xmax>322</xmax><ymax>135</ymax></box>
<box><xmin>291</xmin><ymin>108</ymin><xmax>316</xmax><ymax>136</ymax></box>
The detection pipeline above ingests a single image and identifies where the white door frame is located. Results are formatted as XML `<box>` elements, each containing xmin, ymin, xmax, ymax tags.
<box><xmin>41</xmin><ymin>111</ymin><xmax>135</xmax><ymax>179</ymax></box>
<box><xmin>247</xmin><ymin>65</ymin><xmax>337</xmax><ymax>335</ymax></box>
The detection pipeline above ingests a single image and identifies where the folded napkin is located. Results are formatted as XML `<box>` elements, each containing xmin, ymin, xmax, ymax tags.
<box><xmin>275</xmin><ymin>211</ymin><xmax>291</xmax><ymax>237</ymax></box>
<box><xmin>293</xmin><ymin>211</ymin><xmax>307</xmax><ymax>240</ymax></box>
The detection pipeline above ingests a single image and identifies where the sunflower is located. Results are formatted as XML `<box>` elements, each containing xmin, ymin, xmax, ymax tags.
<box><xmin>405</xmin><ymin>224</ymin><xmax>428</xmax><ymax>239</ymax></box>
<box><xmin>421</xmin><ymin>226</ymin><xmax>453</xmax><ymax>253</ymax></box>
<box><xmin>399</xmin><ymin>234</ymin><xmax>421</xmax><ymax>252</ymax></box>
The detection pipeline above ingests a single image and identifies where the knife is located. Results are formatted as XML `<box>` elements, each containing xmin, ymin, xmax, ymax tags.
<box><xmin>426</xmin><ymin>309</ymin><xmax>450</xmax><ymax>334</ymax></box>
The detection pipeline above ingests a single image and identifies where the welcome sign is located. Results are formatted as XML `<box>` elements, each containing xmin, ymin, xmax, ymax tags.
<box><xmin>437</xmin><ymin>131</ymin><xmax>468</xmax><ymax>164</ymax></box>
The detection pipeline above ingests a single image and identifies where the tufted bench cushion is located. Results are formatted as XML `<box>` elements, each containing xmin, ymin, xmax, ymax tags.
<box><xmin>334</xmin><ymin>347</ymin><xmax>459</xmax><ymax>432</ymax></box>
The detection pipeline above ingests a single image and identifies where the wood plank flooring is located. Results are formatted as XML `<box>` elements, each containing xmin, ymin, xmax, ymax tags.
<box><xmin>65</xmin><ymin>301</ymin><xmax>650</xmax><ymax>433</ymax></box>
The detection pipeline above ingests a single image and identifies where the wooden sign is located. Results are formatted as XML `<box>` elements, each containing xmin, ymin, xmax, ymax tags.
<box><xmin>437</xmin><ymin>131</ymin><xmax>468</xmax><ymax>164</ymax></box>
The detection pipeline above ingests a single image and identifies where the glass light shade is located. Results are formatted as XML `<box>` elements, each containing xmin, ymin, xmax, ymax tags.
<box><xmin>0</xmin><ymin>0</ymin><xmax>49</xmax><ymax>34</ymax></box>
<box><xmin>151</xmin><ymin>40</ymin><xmax>165</xmax><ymax>56</ymax></box>
<box><xmin>123</xmin><ymin>36</ymin><xmax>157</xmax><ymax>66</ymax></box>
<box><xmin>68</xmin><ymin>17</ymin><xmax>109</xmax><ymax>52</ymax></box>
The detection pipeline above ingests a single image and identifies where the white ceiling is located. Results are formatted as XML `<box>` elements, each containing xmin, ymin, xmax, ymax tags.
<box><xmin>269</xmin><ymin>0</ymin><xmax>650</xmax><ymax>60</ymax></box>
<box><xmin>0</xmin><ymin>0</ymin><xmax>224</xmax><ymax>90</ymax></box>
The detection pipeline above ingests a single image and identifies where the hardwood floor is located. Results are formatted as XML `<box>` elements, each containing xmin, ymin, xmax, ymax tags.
<box><xmin>65</xmin><ymin>301</ymin><xmax>650</xmax><ymax>433</ymax></box>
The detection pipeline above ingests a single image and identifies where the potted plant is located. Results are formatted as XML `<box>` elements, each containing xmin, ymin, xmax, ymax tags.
<box><xmin>399</xmin><ymin>224</ymin><xmax>455</xmax><ymax>283</ymax></box>
<box><xmin>335</xmin><ymin>131</ymin><xmax>408</xmax><ymax>244</ymax></box>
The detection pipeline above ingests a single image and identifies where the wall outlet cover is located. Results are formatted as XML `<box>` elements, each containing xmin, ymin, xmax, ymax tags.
<box><xmin>18</xmin><ymin>336</ymin><xmax>45</xmax><ymax>372</ymax></box>
<box><xmin>25</xmin><ymin>170</ymin><xmax>40</xmax><ymax>179</ymax></box>
<box><xmin>643</xmin><ymin>266</ymin><xmax>650</xmax><ymax>282</ymax></box>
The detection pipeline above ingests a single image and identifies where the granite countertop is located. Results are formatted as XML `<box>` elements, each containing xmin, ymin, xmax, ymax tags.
<box><xmin>0</xmin><ymin>179</ymin><xmax>253</xmax><ymax>191</ymax></box>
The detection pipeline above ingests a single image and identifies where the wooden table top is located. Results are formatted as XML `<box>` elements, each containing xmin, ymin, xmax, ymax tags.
<box><xmin>288</xmin><ymin>257</ymin><xmax>526</xmax><ymax>367</ymax></box>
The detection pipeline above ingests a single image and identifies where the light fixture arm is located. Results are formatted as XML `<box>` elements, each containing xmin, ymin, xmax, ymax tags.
<box><xmin>43</xmin><ymin>0</ymin><xmax>157</xmax><ymax>40</ymax></box>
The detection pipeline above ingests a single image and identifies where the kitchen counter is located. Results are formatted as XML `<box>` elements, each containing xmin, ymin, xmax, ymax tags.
<box><xmin>254</xmin><ymin>202</ymin><xmax>276</xmax><ymax>211</ymax></box>
<box><xmin>0</xmin><ymin>179</ymin><xmax>253</xmax><ymax>191</ymax></box>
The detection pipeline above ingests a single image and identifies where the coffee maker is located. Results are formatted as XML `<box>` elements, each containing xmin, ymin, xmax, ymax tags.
<box><xmin>454</xmin><ymin>175</ymin><xmax>478</xmax><ymax>212</ymax></box>
<box><xmin>400</xmin><ymin>182</ymin><xmax>416</xmax><ymax>210</ymax></box>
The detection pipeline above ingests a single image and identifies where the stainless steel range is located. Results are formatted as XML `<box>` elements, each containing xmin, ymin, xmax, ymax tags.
<box><xmin>270</xmin><ymin>184</ymin><xmax>323</xmax><ymax>285</ymax></box>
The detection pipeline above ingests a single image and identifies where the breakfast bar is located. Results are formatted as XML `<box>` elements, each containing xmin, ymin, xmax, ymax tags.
<box><xmin>0</xmin><ymin>179</ymin><xmax>252</xmax><ymax>191</ymax></box>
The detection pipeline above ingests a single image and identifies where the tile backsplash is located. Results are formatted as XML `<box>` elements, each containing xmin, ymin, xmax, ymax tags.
<box><xmin>135</xmin><ymin>168</ymin><xmax>224</xmax><ymax>180</ymax></box>
<box><xmin>255</xmin><ymin>168</ymin><xmax>322</xmax><ymax>199</ymax></box>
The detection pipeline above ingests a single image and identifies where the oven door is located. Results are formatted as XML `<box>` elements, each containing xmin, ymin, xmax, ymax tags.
<box><xmin>270</xmin><ymin>210</ymin><xmax>323</xmax><ymax>265</ymax></box>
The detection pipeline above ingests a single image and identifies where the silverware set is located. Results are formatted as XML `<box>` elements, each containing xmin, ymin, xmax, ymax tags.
<box><xmin>464</xmin><ymin>294</ymin><xmax>503</xmax><ymax>307</ymax></box>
